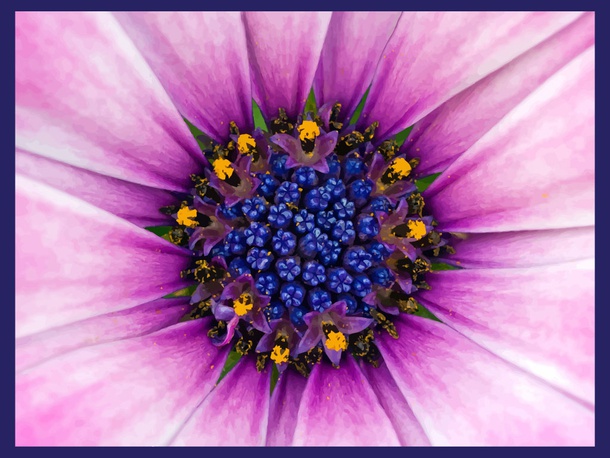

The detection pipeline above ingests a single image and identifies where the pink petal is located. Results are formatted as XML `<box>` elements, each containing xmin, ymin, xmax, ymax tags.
<box><xmin>16</xmin><ymin>148</ymin><xmax>175</xmax><ymax>228</ymax></box>
<box><xmin>425</xmin><ymin>46</ymin><xmax>594</xmax><ymax>232</ymax></box>
<box><xmin>16</xmin><ymin>12</ymin><xmax>202</xmax><ymax>192</ymax></box>
<box><xmin>404</xmin><ymin>13</ymin><xmax>594</xmax><ymax>175</ymax></box>
<box><xmin>243</xmin><ymin>12</ymin><xmax>332</xmax><ymax>120</ymax></box>
<box><xmin>16</xmin><ymin>318</ymin><xmax>229</xmax><ymax>445</ymax></box>
<box><xmin>377</xmin><ymin>315</ymin><xmax>594</xmax><ymax>445</ymax></box>
<box><xmin>313</xmin><ymin>12</ymin><xmax>401</xmax><ymax>121</ymax></box>
<box><xmin>360</xmin><ymin>362</ymin><xmax>431</xmax><ymax>445</ymax></box>
<box><xmin>266</xmin><ymin>369</ymin><xmax>308</xmax><ymax>446</ymax></box>
<box><xmin>16</xmin><ymin>176</ymin><xmax>191</xmax><ymax>337</ymax></box>
<box><xmin>115</xmin><ymin>12</ymin><xmax>252</xmax><ymax>143</ymax></box>
<box><xmin>416</xmin><ymin>260</ymin><xmax>594</xmax><ymax>405</ymax></box>
<box><xmin>358</xmin><ymin>12</ymin><xmax>581</xmax><ymax>140</ymax></box>
<box><xmin>444</xmin><ymin>227</ymin><xmax>594</xmax><ymax>268</ymax></box>
<box><xmin>16</xmin><ymin>297</ymin><xmax>190</xmax><ymax>373</ymax></box>
<box><xmin>292</xmin><ymin>358</ymin><xmax>401</xmax><ymax>445</ymax></box>
<box><xmin>171</xmin><ymin>358</ymin><xmax>271</xmax><ymax>445</ymax></box>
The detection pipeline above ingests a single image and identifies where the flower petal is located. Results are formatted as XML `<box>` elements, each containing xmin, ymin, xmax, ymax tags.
<box><xmin>404</xmin><ymin>13</ymin><xmax>594</xmax><ymax>175</ymax></box>
<box><xmin>243</xmin><ymin>12</ymin><xmax>332</xmax><ymax>120</ymax></box>
<box><xmin>16</xmin><ymin>297</ymin><xmax>190</xmax><ymax>373</ymax></box>
<box><xmin>425</xmin><ymin>46</ymin><xmax>594</xmax><ymax>232</ymax></box>
<box><xmin>416</xmin><ymin>260</ymin><xmax>594</xmax><ymax>405</ymax></box>
<box><xmin>313</xmin><ymin>12</ymin><xmax>401</xmax><ymax>121</ymax></box>
<box><xmin>16</xmin><ymin>149</ymin><xmax>176</xmax><ymax>227</ymax></box>
<box><xmin>170</xmin><ymin>358</ymin><xmax>271</xmax><ymax>445</ymax></box>
<box><xmin>115</xmin><ymin>12</ymin><xmax>253</xmax><ymax>143</ymax></box>
<box><xmin>358</xmin><ymin>12</ymin><xmax>581</xmax><ymax>140</ymax></box>
<box><xmin>16</xmin><ymin>175</ymin><xmax>191</xmax><ymax>338</ymax></box>
<box><xmin>292</xmin><ymin>358</ymin><xmax>401</xmax><ymax>445</ymax></box>
<box><xmin>377</xmin><ymin>315</ymin><xmax>594</xmax><ymax>445</ymax></box>
<box><xmin>16</xmin><ymin>12</ymin><xmax>202</xmax><ymax>192</ymax></box>
<box><xmin>266</xmin><ymin>369</ymin><xmax>308</xmax><ymax>446</ymax></box>
<box><xmin>360</xmin><ymin>362</ymin><xmax>431</xmax><ymax>445</ymax></box>
<box><xmin>444</xmin><ymin>227</ymin><xmax>594</xmax><ymax>268</ymax></box>
<box><xmin>16</xmin><ymin>318</ymin><xmax>229</xmax><ymax>445</ymax></box>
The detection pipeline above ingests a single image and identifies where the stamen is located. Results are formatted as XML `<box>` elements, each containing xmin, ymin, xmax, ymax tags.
<box><xmin>298</xmin><ymin>120</ymin><xmax>320</xmax><ymax>142</ymax></box>
<box><xmin>213</xmin><ymin>158</ymin><xmax>234</xmax><ymax>180</ymax></box>
<box><xmin>237</xmin><ymin>134</ymin><xmax>257</xmax><ymax>155</ymax></box>
<box><xmin>271</xmin><ymin>345</ymin><xmax>290</xmax><ymax>364</ymax></box>
<box><xmin>391</xmin><ymin>219</ymin><xmax>427</xmax><ymax>240</ymax></box>
<box><xmin>325</xmin><ymin>330</ymin><xmax>348</xmax><ymax>351</ymax></box>
<box><xmin>233</xmin><ymin>292</ymin><xmax>254</xmax><ymax>316</ymax></box>
<box><xmin>176</xmin><ymin>205</ymin><xmax>198</xmax><ymax>228</ymax></box>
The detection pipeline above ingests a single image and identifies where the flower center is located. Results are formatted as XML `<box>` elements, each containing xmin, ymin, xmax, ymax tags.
<box><xmin>162</xmin><ymin>103</ymin><xmax>454</xmax><ymax>377</ymax></box>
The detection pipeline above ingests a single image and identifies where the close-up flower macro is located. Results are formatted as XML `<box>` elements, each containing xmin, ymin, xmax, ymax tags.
<box><xmin>15</xmin><ymin>11</ymin><xmax>595</xmax><ymax>446</ymax></box>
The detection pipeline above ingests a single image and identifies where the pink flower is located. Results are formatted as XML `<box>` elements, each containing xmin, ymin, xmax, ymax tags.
<box><xmin>16</xmin><ymin>12</ymin><xmax>594</xmax><ymax>445</ymax></box>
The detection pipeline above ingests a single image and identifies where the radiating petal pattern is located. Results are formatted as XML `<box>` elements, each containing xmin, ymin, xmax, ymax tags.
<box><xmin>171</xmin><ymin>358</ymin><xmax>271</xmax><ymax>445</ymax></box>
<box><xmin>443</xmin><ymin>227</ymin><xmax>594</xmax><ymax>269</ymax></box>
<box><xmin>425</xmin><ymin>47</ymin><xmax>594</xmax><ymax>232</ymax></box>
<box><xmin>266</xmin><ymin>369</ymin><xmax>308</xmax><ymax>446</ymax></box>
<box><xmin>404</xmin><ymin>13</ymin><xmax>594</xmax><ymax>175</ymax></box>
<box><xmin>16</xmin><ymin>297</ymin><xmax>190</xmax><ymax>373</ymax></box>
<box><xmin>16</xmin><ymin>12</ymin><xmax>203</xmax><ymax>192</ymax></box>
<box><xmin>292</xmin><ymin>357</ymin><xmax>401</xmax><ymax>445</ymax></box>
<box><xmin>16</xmin><ymin>176</ymin><xmax>191</xmax><ymax>337</ymax></box>
<box><xmin>377</xmin><ymin>315</ymin><xmax>594</xmax><ymax>445</ymax></box>
<box><xmin>358</xmin><ymin>12</ymin><xmax>581</xmax><ymax>140</ymax></box>
<box><xmin>244</xmin><ymin>12</ymin><xmax>332</xmax><ymax>120</ymax></box>
<box><xmin>115</xmin><ymin>12</ymin><xmax>253</xmax><ymax>143</ymax></box>
<box><xmin>16</xmin><ymin>149</ymin><xmax>176</xmax><ymax>227</ymax></box>
<box><xmin>360</xmin><ymin>362</ymin><xmax>430</xmax><ymax>445</ymax></box>
<box><xmin>416</xmin><ymin>259</ymin><xmax>594</xmax><ymax>404</ymax></box>
<box><xmin>313</xmin><ymin>12</ymin><xmax>401</xmax><ymax>121</ymax></box>
<box><xmin>16</xmin><ymin>319</ymin><xmax>229</xmax><ymax>445</ymax></box>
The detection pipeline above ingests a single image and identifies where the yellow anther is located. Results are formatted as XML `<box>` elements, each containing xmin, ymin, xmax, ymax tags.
<box><xmin>213</xmin><ymin>158</ymin><xmax>234</xmax><ymax>180</ymax></box>
<box><xmin>389</xmin><ymin>157</ymin><xmax>412</xmax><ymax>179</ymax></box>
<box><xmin>325</xmin><ymin>331</ymin><xmax>348</xmax><ymax>351</ymax></box>
<box><xmin>270</xmin><ymin>345</ymin><xmax>290</xmax><ymax>364</ymax></box>
<box><xmin>406</xmin><ymin>220</ymin><xmax>427</xmax><ymax>240</ymax></box>
<box><xmin>237</xmin><ymin>134</ymin><xmax>256</xmax><ymax>154</ymax></box>
<box><xmin>298</xmin><ymin>120</ymin><xmax>320</xmax><ymax>142</ymax></box>
<box><xmin>176</xmin><ymin>206</ymin><xmax>198</xmax><ymax>228</ymax></box>
<box><xmin>233</xmin><ymin>292</ymin><xmax>253</xmax><ymax>316</ymax></box>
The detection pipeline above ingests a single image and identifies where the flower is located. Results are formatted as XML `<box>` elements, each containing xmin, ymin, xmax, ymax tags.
<box><xmin>15</xmin><ymin>11</ymin><xmax>594</xmax><ymax>446</ymax></box>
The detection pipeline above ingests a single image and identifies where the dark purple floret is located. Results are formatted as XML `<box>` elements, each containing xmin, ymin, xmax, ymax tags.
<box><xmin>275</xmin><ymin>181</ymin><xmax>301</xmax><ymax>205</ymax></box>
<box><xmin>292</xmin><ymin>167</ymin><xmax>318</xmax><ymax>188</ymax></box>
<box><xmin>280</xmin><ymin>282</ymin><xmax>306</xmax><ymax>307</ymax></box>
<box><xmin>272</xmin><ymin>230</ymin><xmax>297</xmax><ymax>256</ymax></box>
<box><xmin>256</xmin><ymin>271</ymin><xmax>280</xmax><ymax>295</ymax></box>
<box><xmin>326</xmin><ymin>267</ymin><xmax>354</xmax><ymax>294</ymax></box>
<box><xmin>276</xmin><ymin>256</ymin><xmax>301</xmax><ymax>281</ymax></box>
<box><xmin>302</xmin><ymin>260</ymin><xmax>326</xmax><ymax>286</ymax></box>
<box><xmin>247</xmin><ymin>247</ymin><xmax>274</xmax><ymax>271</ymax></box>
<box><xmin>241</xmin><ymin>197</ymin><xmax>268</xmax><ymax>221</ymax></box>
<box><xmin>293</xmin><ymin>209</ymin><xmax>315</xmax><ymax>234</ymax></box>
<box><xmin>268</xmin><ymin>203</ymin><xmax>293</xmax><ymax>229</ymax></box>
<box><xmin>244</xmin><ymin>222</ymin><xmax>272</xmax><ymax>247</ymax></box>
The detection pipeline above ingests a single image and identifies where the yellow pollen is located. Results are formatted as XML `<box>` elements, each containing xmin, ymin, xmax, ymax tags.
<box><xmin>233</xmin><ymin>292</ymin><xmax>253</xmax><ymax>316</ymax></box>
<box><xmin>213</xmin><ymin>158</ymin><xmax>234</xmax><ymax>180</ymax></box>
<box><xmin>237</xmin><ymin>134</ymin><xmax>256</xmax><ymax>154</ymax></box>
<box><xmin>406</xmin><ymin>220</ymin><xmax>427</xmax><ymax>240</ymax></box>
<box><xmin>270</xmin><ymin>345</ymin><xmax>290</xmax><ymax>364</ymax></box>
<box><xmin>325</xmin><ymin>331</ymin><xmax>348</xmax><ymax>351</ymax></box>
<box><xmin>389</xmin><ymin>157</ymin><xmax>412</xmax><ymax>178</ymax></box>
<box><xmin>298</xmin><ymin>120</ymin><xmax>320</xmax><ymax>142</ymax></box>
<box><xmin>176</xmin><ymin>207</ymin><xmax>198</xmax><ymax>228</ymax></box>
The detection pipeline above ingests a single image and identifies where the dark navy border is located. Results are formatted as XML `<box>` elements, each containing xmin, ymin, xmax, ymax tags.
<box><xmin>2</xmin><ymin>0</ymin><xmax>608</xmax><ymax>454</ymax></box>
